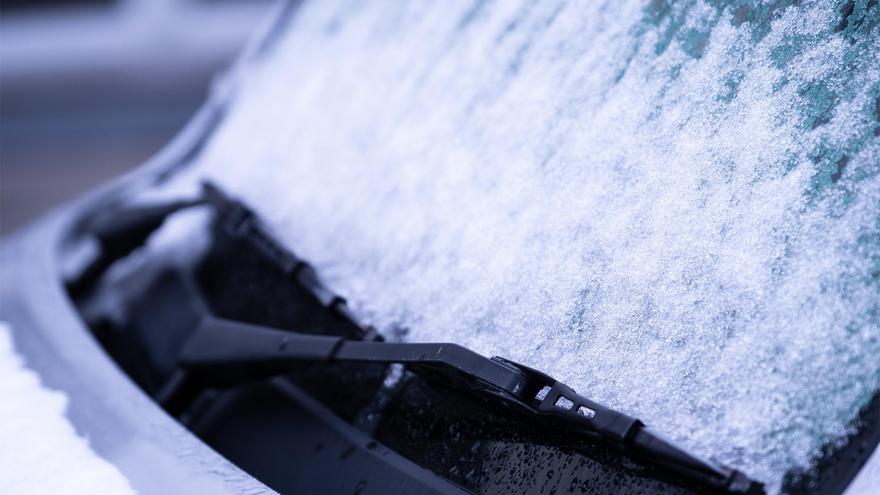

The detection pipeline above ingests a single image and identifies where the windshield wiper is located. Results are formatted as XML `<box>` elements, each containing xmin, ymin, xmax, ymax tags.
<box><xmin>70</xmin><ymin>181</ymin><xmax>763</xmax><ymax>494</ymax></box>
<box><xmin>66</xmin><ymin>198</ymin><xmax>205</xmax><ymax>293</ymax></box>
<box><xmin>176</xmin><ymin>315</ymin><xmax>761</xmax><ymax>494</ymax></box>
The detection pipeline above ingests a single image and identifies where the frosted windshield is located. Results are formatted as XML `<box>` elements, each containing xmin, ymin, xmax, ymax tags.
<box><xmin>174</xmin><ymin>1</ymin><xmax>880</xmax><ymax>492</ymax></box>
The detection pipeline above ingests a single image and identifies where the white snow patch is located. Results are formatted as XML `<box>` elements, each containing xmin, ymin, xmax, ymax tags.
<box><xmin>0</xmin><ymin>321</ymin><xmax>135</xmax><ymax>495</ymax></box>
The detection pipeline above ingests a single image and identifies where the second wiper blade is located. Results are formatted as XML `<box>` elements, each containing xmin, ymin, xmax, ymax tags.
<box><xmin>179</xmin><ymin>315</ymin><xmax>763</xmax><ymax>494</ymax></box>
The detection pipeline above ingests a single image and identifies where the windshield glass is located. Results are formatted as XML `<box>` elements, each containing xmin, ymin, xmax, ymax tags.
<box><xmin>164</xmin><ymin>1</ymin><xmax>879</xmax><ymax>492</ymax></box>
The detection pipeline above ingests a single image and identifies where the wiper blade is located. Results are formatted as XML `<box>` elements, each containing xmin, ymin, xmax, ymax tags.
<box><xmin>72</xmin><ymin>182</ymin><xmax>763</xmax><ymax>493</ymax></box>
<box><xmin>66</xmin><ymin>198</ymin><xmax>205</xmax><ymax>292</ymax></box>
<box><xmin>179</xmin><ymin>315</ymin><xmax>762</xmax><ymax>494</ymax></box>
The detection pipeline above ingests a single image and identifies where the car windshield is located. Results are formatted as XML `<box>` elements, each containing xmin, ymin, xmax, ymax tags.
<box><xmin>159</xmin><ymin>1</ymin><xmax>880</xmax><ymax>492</ymax></box>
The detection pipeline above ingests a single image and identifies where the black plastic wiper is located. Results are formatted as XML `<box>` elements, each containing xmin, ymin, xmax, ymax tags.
<box><xmin>178</xmin><ymin>315</ymin><xmax>762</xmax><ymax>494</ymax></box>
<box><xmin>67</xmin><ymin>197</ymin><xmax>204</xmax><ymax>293</ymax></box>
<box><xmin>72</xmin><ymin>182</ymin><xmax>763</xmax><ymax>493</ymax></box>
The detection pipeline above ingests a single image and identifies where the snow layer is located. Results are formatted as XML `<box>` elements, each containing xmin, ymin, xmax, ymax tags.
<box><xmin>171</xmin><ymin>0</ymin><xmax>880</xmax><ymax>491</ymax></box>
<box><xmin>0</xmin><ymin>322</ymin><xmax>135</xmax><ymax>494</ymax></box>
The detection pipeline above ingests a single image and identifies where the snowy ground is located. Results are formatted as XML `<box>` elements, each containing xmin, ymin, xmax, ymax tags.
<box><xmin>0</xmin><ymin>322</ymin><xmax>134</xmax><ymax>494</ymax></box>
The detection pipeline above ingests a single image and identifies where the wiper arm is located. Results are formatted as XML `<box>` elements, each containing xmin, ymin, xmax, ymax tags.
<box><xmin>179</xmin><ymin>315</ymin><xmax>763</xmax><ymax>494</ymax></box>
<box><xmin>71</xmin><ymin>182</ymin><xmax>762</xmax><ymax>493</ymax></box>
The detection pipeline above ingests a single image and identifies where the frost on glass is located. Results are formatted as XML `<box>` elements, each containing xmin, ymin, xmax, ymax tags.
<box><xmin>172</xmin><ymin>0</ymin><xmax>880</xmax><ymax>491</ymax></box>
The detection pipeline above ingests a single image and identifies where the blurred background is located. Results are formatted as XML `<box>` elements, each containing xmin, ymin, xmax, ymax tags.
<box><xmin>0</xmin><ymin>0</ymin><xmax>276</xmax><ymax>234</ymax></box>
